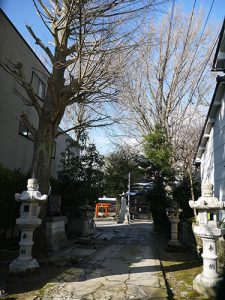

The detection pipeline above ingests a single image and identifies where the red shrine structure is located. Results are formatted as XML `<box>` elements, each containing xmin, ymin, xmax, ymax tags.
<box><xmin>95</xmin><ymin>197</ymin><xmax>116</xmax><ymax>217</ymax></box>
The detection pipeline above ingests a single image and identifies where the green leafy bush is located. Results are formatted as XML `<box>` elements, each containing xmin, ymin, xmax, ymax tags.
<box><xmin>0</xmin><ymin>164</ymin><xmax>27</xmax><ymax>239</ymax></box>
<box><xmin>146</xmin><ymin>174</ymin><xmax>171</xmax><ymax>234</ymax></box>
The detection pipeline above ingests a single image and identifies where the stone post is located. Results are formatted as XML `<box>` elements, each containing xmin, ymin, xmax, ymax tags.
<box><xmin>118</xmin><ymin>193</ymin><xmax>129</xmax><ymax>224</ymax></box>
<box><xmin>9</xmin><ymin>178</ymin><xmax>47</xmax><ymax>273</ymax></box>
<box><xmin>46</xmin><ymin>195</ymin><xmax>68</xmax><ymax>252</ymax></box>
<box><xmin>189</xmin><ymin>182</ymin><xmax>225</xmax><ymax>296</ymax></box>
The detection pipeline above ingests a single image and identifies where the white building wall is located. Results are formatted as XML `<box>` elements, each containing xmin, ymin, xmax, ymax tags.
<box><xmin>201</xmin><ymin>91</ymin><xmax>225</xmax><ymax>201</ymax></box>
<box><xmin>0</xmin><ymin>11</ymin><xmax>40</xmax><ymax>174</ymax></box>
<box><xmin>201</xmin><ymin>127</ymin><xmax>214</xmax><ymax>186</ymax></box>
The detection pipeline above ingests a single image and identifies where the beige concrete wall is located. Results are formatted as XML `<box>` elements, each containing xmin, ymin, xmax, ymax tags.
<box><xmin>0</xmin><ymin>10</ymin><xmax>74</xmax><ymax>178</ymax></box>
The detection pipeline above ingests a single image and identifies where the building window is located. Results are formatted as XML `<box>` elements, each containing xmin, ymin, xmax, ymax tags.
<box><xmin>19</xmin><ymin>122</ymin><xmax>34</xmax><ymax>141</ymax></box>
<box><xmin>31</xmin><ymin>72</ymin><xmax>46</xmax><ymax>100</ymax></box>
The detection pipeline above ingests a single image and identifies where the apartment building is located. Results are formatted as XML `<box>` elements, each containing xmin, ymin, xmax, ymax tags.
<box><xmin>0</xmin><ymin>9</ymin><xmax>74</xmax><ymax>177</ymax></box>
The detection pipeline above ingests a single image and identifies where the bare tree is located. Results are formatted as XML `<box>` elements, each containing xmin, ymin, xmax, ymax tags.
<box><xmin>173</xmin><ymin>108</ymin><xmax>204</xmax><ymax>202</ymax></box>
<box><xmin>61</xmin><ymin>101</ymin><xmax>116</xmax><ymax>144</ymax></box>
<box><xmin>0</xmin><ymin>0</ymin><xmax>168</xmax><ymax>254</ymax></box>
<box><xmin>0</xmin><ymin>0</ymin><xmax>167</xmax><ymax>194</ymax></box>
<box><xmin>117</xmin><ymin>5</ymin><xmax>218</xmax><ymax>145</ymax></box>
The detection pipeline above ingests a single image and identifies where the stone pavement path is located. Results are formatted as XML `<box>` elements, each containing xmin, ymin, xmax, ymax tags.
<box><xmin>39</xmin><ymin>221</ymin><xmax>168</xmax><ymax>300</ymax></box>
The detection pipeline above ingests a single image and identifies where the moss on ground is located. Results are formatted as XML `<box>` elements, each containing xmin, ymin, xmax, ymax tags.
<box><xmin>156</xmin><ymin>236</ymin><xmax>211</xmax><ymax>299</ymax></box>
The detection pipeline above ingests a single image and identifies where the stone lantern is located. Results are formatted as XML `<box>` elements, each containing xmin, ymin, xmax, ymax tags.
<box><xmin>166</xmin><ymin>206</ymin><xmax>183</xmax><ymax>247</ymax></box>
<box><xmin>189</xmin><ymin>182</ymin><xmax>225</xmax><ymax>295</ymax></box>
<box><xmin>79</xmin><ymin>204</ymin><xmax>95</xmax><ymax>242</ymax></box>
<box><xmin>9</xmin><ymin>178</ymin><xmax>47</xmax><ymax>273</ymax></box>
<box><xmin>165</xmin><ymin>184</ymin><xmax>183</xmax><ymax>247</ymax></box>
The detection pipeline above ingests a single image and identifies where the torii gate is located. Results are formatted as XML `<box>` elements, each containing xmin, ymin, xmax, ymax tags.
<box><xmin>95</xmin><ymin>196</ymin><xmax>116</xmax><ymax>217</ymax></box>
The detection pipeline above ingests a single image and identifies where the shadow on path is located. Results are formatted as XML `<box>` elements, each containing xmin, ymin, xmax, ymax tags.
<box><xmin>1</xmin><ymin>221</ymin><xmax>197</xmax><ymax>299</ymax></box>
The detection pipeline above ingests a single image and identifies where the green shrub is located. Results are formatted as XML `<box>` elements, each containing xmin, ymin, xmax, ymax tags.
<box><xmin>147</xmin><ymin>175</ymin><xmax>171</xmax><ymax>234</ymax></box>
<box><xmin>56</xmin><ymin>135</ymin><xmax>104</xmax><ymax>214</ymax></box>
<box><xmin>0</xmin><ymin>164</ymin><xmax>27</xmax><ymax>239</ymax></box>
<box><xmin>173</xmin><ymin>175</ymin><xmax>201</xmax><ymax>222</ymax></box>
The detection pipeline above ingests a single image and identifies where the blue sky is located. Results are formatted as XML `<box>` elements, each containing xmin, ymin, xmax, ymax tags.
<box><xmin>1</xmin><ymin>0</ymin><xmax>224</xmax><ymax>154</ymax></box>
<box><xmin>1</xmin><ymin>0</ymin><xmax>224</xmax><ymax>37</ymax></box>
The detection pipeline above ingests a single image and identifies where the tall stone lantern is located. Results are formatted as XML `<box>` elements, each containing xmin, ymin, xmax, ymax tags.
<box><xmin>9</xmin><ymin>178</ymin><xmax>47</xmax><ymax>273</ymax></box>
<box><xmin>78</xmin><ymin>204</ymin><xmax>95</xmax><ymax>243</ymax></box>
<box><xmin>166</xmin><ymin>207</ymin><xmax>183</xmax><ymax>247</ymax></box>
<box><xmin>189</xmin><ymin>182</ymin><xmax>225</xmax><ymax>295</ymax></box>
<box><xmin>165</xmin><ymin>184</ymin><xmax>183</xmax><ymax>247</ymax></box>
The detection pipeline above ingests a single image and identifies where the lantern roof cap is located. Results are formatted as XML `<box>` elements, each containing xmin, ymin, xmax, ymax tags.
<box><xmin>189</xmin><ymin>182</ymin><xmax>225</xmax><ymax>210</ymax></box>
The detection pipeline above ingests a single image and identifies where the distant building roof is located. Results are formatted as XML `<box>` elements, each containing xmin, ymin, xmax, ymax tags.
<box><xmin>126</xmin><ymin>192</ymin><xmax>137</xmax><ymax>196</ymax></box>
<box><xmin>132</xmin><ymin>182</ymin><xmax>153</xmax><ymax>192</ymax></box>
<box><xmin>98</xmin><ymin>196</ymin><xmax>116</xmax><ymax>202</ymax></box>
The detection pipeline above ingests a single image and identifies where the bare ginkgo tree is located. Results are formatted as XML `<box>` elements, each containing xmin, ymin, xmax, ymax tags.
<box><xmin>117</xmin><ymin>5</ymin><xmax>218</xmax><ymax>151</ymax></box>
<box><xmin>61</xmin><ymin>100</ymin><xmax>116</xmax><ymax>144</ymax></box>
<box><xmin>0</xmin><ymin>0</ymin><xmax>167</xmax><ymax>194</ymax></box>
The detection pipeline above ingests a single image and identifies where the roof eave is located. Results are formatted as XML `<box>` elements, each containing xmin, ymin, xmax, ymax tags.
<box><xmin>194</xmin><ymin>76</ymin><xmax>225</xmax><ymax>165</ymax></box>
<box><xmin>212</xmin><ymin>18</ymin><xmax>225</xmax><ymax>72</ymax></box>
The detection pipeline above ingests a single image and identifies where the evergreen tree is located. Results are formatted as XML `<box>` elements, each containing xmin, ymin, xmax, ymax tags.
<box><xmin>57</xmin><ymin>133</ymin><xmax>104</xmax><ymax>213</ymax></box>
<box><xmin>143</xmin><ymin>125</ymin><xmax>173</xmax><ymax>232</ymax></box>
<box><xmin>104</xmin><ymin>147</ymin><xmax>144</xmax><ymax>197</ymax></box>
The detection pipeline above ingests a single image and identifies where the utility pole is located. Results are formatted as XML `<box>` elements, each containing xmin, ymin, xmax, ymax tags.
<box><xmin>128</xmin><ymin>172</ymin><xmax>131</xmax><ymax>221</ymax></box>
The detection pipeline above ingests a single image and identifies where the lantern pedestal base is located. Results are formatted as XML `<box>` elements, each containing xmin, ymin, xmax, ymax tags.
<box><xmin>166</xmin><ymin>240</ymin><xmax>184</xmax><ymax>252</ymax></box>
<box><xmin>168</xmin><ymin>239</ymin><xmax>182</xmax><ymax>247</ymax></box>
<box><xmin>193</xmin><ymin>273</ymin><xmax>222</xmax><ymax>298</ymax></box>
<box><xmin>9</xmin><ymin>258</ymin><xmax>39</xmax><ymax>273</ymax></box>
<box><xmin>77</xmin><ymin>236</ymin><xmax>92</xmax><ymax>244</ymax></box>
<box><xmin>117</xmin><ymin>216</ymin><xmax>129</xmax><ymax>224</ymax></box>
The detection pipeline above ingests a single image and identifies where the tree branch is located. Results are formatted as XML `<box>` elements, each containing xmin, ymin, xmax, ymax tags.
<box><xmin>56</xmin><ymin>118</ymin><xmax>115</xmax><ymax>137</ymax></box>
<box><xmin>26</xmin><ymin>25</ymin><xmax>54</xmax><ymax>62</ymax></box>
<box><xmin>0</xmin><ymin>60</ymin><xmax>43</xmax><ymax>117</ymax></box>
<box><xmin>21</xmin><ymin>112</ymin><xmax>37</xmax><ymax>138</ymax></box>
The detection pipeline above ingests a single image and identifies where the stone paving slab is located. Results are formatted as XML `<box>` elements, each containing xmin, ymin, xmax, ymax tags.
<box><xmin>48</xmin><ymin>246</ymin><xmax>97</xmax><ymax>267</ymax></box>
<box><xmin>105</xmin><ymin>274</ymin><xmax>129</xmax><ymax>282</ymax></box>
<box><xmin>28</xmin><ymin>221</ymin><xmax>168</xmax><ymax>299</ymax></box>
<box><xmin>59</xmin><ymin>247</ymin><xmax>96</xmax><ymax>259</ymax></box>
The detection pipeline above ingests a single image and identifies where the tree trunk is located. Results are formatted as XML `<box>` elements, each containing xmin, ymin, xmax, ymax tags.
<box><xmin>31</xmin><ymin>115</ymin><xmax>58</xmax><ymax>256</ymax></box>
<box><xmin>32</xmin><ymin>118</ymin><xmax>56</xmax><ymax>194</ymax></box>
<box><xmin>187</xmin><ymin>166</ymin><xmax>197</xmax><ymax>218</ymax></box>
